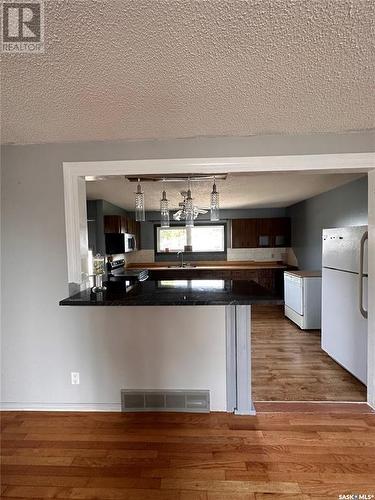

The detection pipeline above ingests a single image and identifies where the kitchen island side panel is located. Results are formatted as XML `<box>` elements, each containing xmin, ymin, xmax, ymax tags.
<box><xmin>85</xmin><ymin>306</ymin><xmax>227</xmax><ymax>412</ymax></box>
<box><xmin>3</xmin><ymin>306</ymin><xmax>225</xmax><ymax>412</ymax></box>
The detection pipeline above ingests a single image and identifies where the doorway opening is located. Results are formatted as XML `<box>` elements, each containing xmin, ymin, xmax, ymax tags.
<box><xmin>252</xmin><ymin>174</ymin><xmax>368</xmax><ymax>404</ymax></box>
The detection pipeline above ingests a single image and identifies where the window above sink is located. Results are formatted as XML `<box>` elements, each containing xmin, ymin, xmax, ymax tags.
<box><xmin>156</xmin><ymin>224</ymin><xmax>226</xmax><ymax>254</ymax></box>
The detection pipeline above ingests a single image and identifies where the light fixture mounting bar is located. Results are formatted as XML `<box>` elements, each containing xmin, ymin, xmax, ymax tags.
<box><xmin>125</xmin><ymin>173</ymin><xmax>227</xmax><ymax>183</ymax></box>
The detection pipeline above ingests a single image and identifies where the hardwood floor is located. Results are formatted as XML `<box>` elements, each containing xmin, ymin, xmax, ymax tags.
<box><xmin>251</xmin><ymin>305</ymin><xmax>367</xmax><ymax>402</ymax></box>
<box><xmin>1</xmin><ymin>409</ymin><xmax>375</xmax><ymax>499</ymax></box>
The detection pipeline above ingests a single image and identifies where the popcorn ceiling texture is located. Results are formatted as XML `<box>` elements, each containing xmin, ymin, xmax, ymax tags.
<box><xmin>2</xmin><ymin>0</ymin><xmax>374</xmax><ymax>144</ymax></box>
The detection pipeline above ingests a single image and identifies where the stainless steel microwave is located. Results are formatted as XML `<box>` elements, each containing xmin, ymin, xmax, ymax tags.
<box><xmin>105</xmin><ymin>233</ymin><xmax>136</xmax><ymax>254</ymax></box>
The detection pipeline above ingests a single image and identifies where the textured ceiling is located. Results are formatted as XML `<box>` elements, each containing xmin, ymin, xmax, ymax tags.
<box><xmin>86</xmin><ymin>173</ymin><xmax>364</xmax><ymax>210</ymax></box>
<box><xmin>2</xmin><ymin>0</ymin><xmax>374</xmax><ymax>145</ymax></box>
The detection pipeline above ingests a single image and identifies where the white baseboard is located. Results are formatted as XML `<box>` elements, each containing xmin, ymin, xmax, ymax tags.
<box><xmin>0</xmin><ymin>402</ymin><xmax>122</xmax><ymax>412</ymax></box>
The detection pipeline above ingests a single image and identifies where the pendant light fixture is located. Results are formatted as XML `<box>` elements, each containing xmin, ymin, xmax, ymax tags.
<box><xmin>210</xmin><ymin>176</ymin><xmax>220</xmax><ymax>221</ymax></box>
<box><xmin>135</xmin><ymin>178</ymin><xmax>145</xmax><ymax>222</ymax></box>
<box><xmin>185</xmin><ymin>178</ymin><xmax>194</xmax><ymax>228</ymax></box>
<box><xmin>160</xmin><ymin>179</ymin><xmax>170</xmax><ymax>228</ymax></box>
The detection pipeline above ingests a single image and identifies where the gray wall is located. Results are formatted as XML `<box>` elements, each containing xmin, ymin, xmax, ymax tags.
<box><xmin>1</xmin><ymin>131</ymin><xmax>374</xmax><ymax>407</ymax></box>
<box><xmin>288</xmin><ymin>176</ymin><xmax>368</xmax><ymax>270</ymax></box>
<box><xmin>102</xmin><ymin>200</ymin><xmax>130</xmax><ymax>217</ymax></box>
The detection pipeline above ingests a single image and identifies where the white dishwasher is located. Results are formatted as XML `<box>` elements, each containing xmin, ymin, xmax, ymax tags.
<box><xmin>284</xmin><ymin>271</ymin><xmax>322</xmax><ymax>330</ymax></box>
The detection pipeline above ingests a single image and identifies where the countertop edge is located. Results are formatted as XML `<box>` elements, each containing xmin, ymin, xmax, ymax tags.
<box><xmin>59</xmin><ymin>279</ymin><xmax>284</xmax><ymax>307</ymax></box>
<box><xmin>59</xmin><ymin>299</ymin><xmax>284</xmax><ymax>306</ymax></box>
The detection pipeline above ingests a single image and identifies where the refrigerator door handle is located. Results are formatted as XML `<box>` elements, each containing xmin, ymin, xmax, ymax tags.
<box><xmin>359</xmin><ymin>231</ymin><xmax>368</xmax><ymax>319</ymax></box>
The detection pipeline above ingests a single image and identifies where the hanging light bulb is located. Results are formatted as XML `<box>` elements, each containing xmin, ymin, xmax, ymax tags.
<box><xmin>185</xmin><ymin>179</ymin><xmax>194</xmax><ymax>228</ymax></box>
<box><xmin>210</xmin><ymin>176</ymin><xmax>220</xmax><ymax>221</ymax></box>
<box><xmin>135</xmin><ymin>178</ymin><xmax>145</xmax><ymax>222</ymax></box>
<box><xmin>160</xmin><ymin>179</ymin><xmax>170</xmax><ymax>228</ymax></box>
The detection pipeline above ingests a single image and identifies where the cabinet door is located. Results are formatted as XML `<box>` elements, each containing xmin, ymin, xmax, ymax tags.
<box><xmin>258</xmin><ymin>218</ymin><xmax>291</xmax><ymax>247</ymax></box>
<box><xmin>121</xmin><ymin>216</ymin><xmax>128</xmax><ymax>233</ymax></box>
<box><xmin>231</xmin><ymin>219</ymin><xmax>258</xmax><ymax>248</ymax></box>
<box><xmin>104</xmin><ymin>215</ymin><xmax>122</xmax><ymax>233</ymax></box>
<box><xmin>241</xmin><ymin>270</ymin><xmax>258</xmax><ymax>281</ymax></box>
<box><xmin>126</xmin><ymin>217</ymin><xmax>134</xmax><ymax>234</ymax></box>
<box><xmin>257</xmin><ymin>219</ymin><xmax>273</xmax><ymax>247</ymax></box>
<box><xmin>258</xmin><ymin>269</ymin><xmax>276</xmax><ymax>291</ymax></box>
<box><xmin>271</xmin><ymin>218</ymin><xmax>291</xmax><ymax>247</ymax></box>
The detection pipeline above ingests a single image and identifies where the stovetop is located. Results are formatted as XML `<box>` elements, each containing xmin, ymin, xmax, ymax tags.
<box><xmin>107</xmin><ymin>259</ymin><xmax>148</xmax><ymax>281</ymax></box>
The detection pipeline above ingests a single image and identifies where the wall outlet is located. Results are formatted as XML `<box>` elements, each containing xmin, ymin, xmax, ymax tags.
<box><xmin>71</xmin><ymin>372</ymin><xmax>80</xmax><ymax>385</ymax></box>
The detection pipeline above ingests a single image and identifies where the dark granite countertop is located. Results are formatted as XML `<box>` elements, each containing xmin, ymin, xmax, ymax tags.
<box><xmin>60</xmin><ymin>279</ymin><xmax>283</xmax><ymax>306</ymax></box>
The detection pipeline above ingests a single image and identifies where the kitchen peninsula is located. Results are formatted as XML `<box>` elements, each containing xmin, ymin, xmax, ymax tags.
<box><xmin>60</xmin><ymin>277</ymin><xmax>282</xmax><ymax>307</ymax></box>
<box><xmin>67</xmin><ymin>187</ymin><xmax>293</xmax><ymax>415</ymax></box>
<box><xmin>60</xmin><ymin>278</ymin><xmax>282</xmax><ymax>415</ymax></box>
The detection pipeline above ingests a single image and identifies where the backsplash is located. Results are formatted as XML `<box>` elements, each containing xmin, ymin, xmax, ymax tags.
<box><xmin>227</xmin><ymin>248</ymin><xmax>288</xmax><ymax>262</ymax></box>
<box><xmin>125</xmin><ymin>249</ymin><xmax>155</xmax><ymax>264</ymax></box>
<box><xmin>125</xmin><ymin>247</ymin><xmax>298</xmax><ymax>266</ymax></box>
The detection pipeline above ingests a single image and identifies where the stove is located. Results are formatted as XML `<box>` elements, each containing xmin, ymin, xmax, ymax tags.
<box><xmin>106</xmin><ymin>259</ymin><xmax>148</xmax><ymax>288</ymax></box>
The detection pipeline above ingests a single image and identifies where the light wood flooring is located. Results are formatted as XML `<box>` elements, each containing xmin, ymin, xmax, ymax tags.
<box><xmin>1</xmin><ymin>408</ymin><xmax>375</xmax><ymax>499</ymax></box>
<box><xmin>251</xmin><ymin>305</ymin><xmax>367</xmax><ymax>402</ymax></box>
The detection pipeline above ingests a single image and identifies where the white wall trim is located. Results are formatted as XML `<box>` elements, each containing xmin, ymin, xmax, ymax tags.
<box><xmin>64</xmin><ymin>152</ymin><xmax>374</xmax><ymax>176</ymax></box>
<box><xmin>225</xmin><ymin>305</ymin><xmax>237</xmax><ymax>413</ymax></box>
<box><xmin>235</xmin><ymin>305</ymin><xmax>255</xmax><ymax>415</ymax></box>
<box><xmin>63</xmin><ymin>168</ymin><xmax>88</xmax><ymax>286</ymax></box>
<box><xmin>0</xmin><ymin>402</ymin><xmax>122</xmax><ymax>412</ymax></box>
<box><xmin>367</xmin><ymin>170</ymin><xmax>375</xmax><ymax>409</ymax></box>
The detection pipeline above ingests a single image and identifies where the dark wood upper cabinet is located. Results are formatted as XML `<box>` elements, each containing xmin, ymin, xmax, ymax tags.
<box><xmin>232</xmin><ymin>217</ymin><xmax>290</xmax><ymax>248</ymax></box>
<box><xmin>104</xmin><ymin>215</ymin><xmax>135</xmax><ymax>234</ymax></box>
<box><xmin>231</xmin><ymin>219</ymin><xmax>258</xmax><ymax>248</ymax></box>
<box><xmin>121</xmin><ymin>216</ymin><xmax>128</xmax><ymax>233</ymax></box>
<box><xmin>128</xmin><ymin>218</ymin><xmax>137</xmax><ymax>235</ymax></box>
<box><xmin>272</xmin><ymin>217</ymin><xmax>291</xmax><ymax>247</ymax></box>
<box><xmin>104</xmin><ymin>215</ymin><xmax>122</xmax><ymax>234</ymax></box>
<box><xmin>257</xmin><ymin>219</ymin><xmax>273</xmax><ymax>247</ymax></box>
<box><xmin>103</xmin><ymin>214</ymin><xmax>141</xmax><ymax>250</ymax></box>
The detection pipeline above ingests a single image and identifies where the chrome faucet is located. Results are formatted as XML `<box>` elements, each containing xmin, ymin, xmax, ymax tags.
<box><xmin>177</xmin><ymin>250</ymin><xmax>185</xmax><ymax>268</ymax></box>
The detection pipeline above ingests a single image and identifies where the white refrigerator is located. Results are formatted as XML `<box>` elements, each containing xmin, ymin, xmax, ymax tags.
<box><xmin>322</xmin><ymin>226</ymin><xmax>368</xmax><ymax>385</ymax></box>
